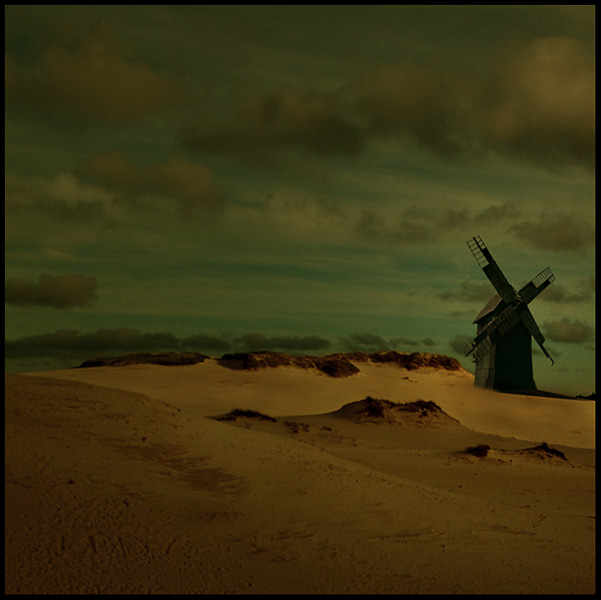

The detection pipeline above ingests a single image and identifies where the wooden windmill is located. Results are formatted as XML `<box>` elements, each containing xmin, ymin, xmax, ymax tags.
<box><xmin>465</xmin><ymin>236</ymin><xmax>555</xmax><ymax>392</ymax></box>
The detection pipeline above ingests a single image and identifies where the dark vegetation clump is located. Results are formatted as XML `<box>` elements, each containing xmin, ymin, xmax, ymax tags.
<box><xmin>215</xmin><ymin>409</ymin><xmax>278</xmax><ymax>423</ymax></box>
<box><xmin>395</xmin><ymin>399</ymin><xmax>444</xmax><ymax>415</ymax></box>
<box><xmin>217</xmin><ymin>350</ymin><xmax>463</xmax><ymax>377</ymax></box>
<box><xmin>77</xmin><ymin>352</ymin><xmax>210</xmax><ymax>368</ymax></box>
<box><xmin>365</xmin><ymin>351</ymin><xmax>463</xmax><ymax>371</ymax></box>
<box><xmin>350</xmin><ymin>396</ymin><xmax>460</xmax><ymax>425</ymax></box>
<box><xmin>284</xmin><ymin>421</ymin><xmax>310</xmax><ymax>434</ymax></box>
<box><xmin>361</xmin><ymin>396</ymin><xmax>396</xmax><ymax>418</ymax></box>
<box><xmin>219</xmin><ymin>351</ymin><xmax>360</xmax><ymax>378</ymax></box>
<box><xmin>464</xmin><ymin>442</ymin><xmax>568</xmax><ymax>461</ymax></box>
<box><xmin>318</xmin><ymin>357</ymin><xmax>361</xmax><ymax>377</ymax></box>
<box><xmin>465</xmin><ymin>444</ymin><xmax>491</xmax><ymax>457</ymax></box>
<box><xmin>525</xmin><ymin>442</ymin><xmax>567</xmax><ymax>460</ymax></box>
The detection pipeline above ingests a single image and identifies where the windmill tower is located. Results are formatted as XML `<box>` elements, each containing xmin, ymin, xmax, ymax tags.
<box><xmin>464</xmin><ymin>236</ymin><xmax>555</xmax><ymax>392</ymax></box>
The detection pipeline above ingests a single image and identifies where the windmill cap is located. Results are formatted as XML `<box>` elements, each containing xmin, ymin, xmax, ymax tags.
<box><xmin>473</xmin><ymin>294</ymin><xmax>503</xmax><ymax>323</ymax></box>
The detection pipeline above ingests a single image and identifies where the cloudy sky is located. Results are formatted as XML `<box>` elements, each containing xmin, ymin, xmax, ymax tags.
<box><xmin>5</xmin><ymin>5</ymin><xmax>595</xmax><ymax>395</ymax></box>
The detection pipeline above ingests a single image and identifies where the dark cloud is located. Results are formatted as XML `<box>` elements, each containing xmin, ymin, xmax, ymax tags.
<box><xmin>390</xmin><ymin>336</ymin><xmax>437</xmax><ymax>348</ymax></box>
<box><xmin>354</xmin><ymin>210</ymin><xmax>430</xmax><ymax>244</ymax></box>
<box><xmin>181</xmin><ymin>334</ymin><xmax>233</xmax><ymax>353</ymax></box>
<box><xmin>5</xmin><ymin>172</ymin><xmax>115</xmax><ymax>227</ymax></box>
<box><xmin>448</xmin><ymin>334</ymin><xmax>473</xmax><ymax>356</ymax></box>
<box><xmin>180</xmin><ymin>35</ymin><xmax>593</xmax><ymax>171</ymax></box>
<box><xmin>339</xmin><ymin>333</ymin><xmax>436</xmax><ymax>352</ymax></box>
<box><xmin>5</xmin><ymin>327</ymin><xmax>179</xmax><ymax>358</ymax></box>
<box><xmin>474</xmin><ymin>202</ymin><xmax>521</xmax><ymax>224</ymax></box>
<box><xmin>538</xmin><ymin>276</ymin><xmax>595</xmax><ymax>304</ymax></box>
<box><xmin>509</xmin><ymin>211</ymin><xmax>595</xmax><ymax>253</ymax></box>
<box><xmin>181</xmin><ymin>60</ymin><xmax>474</xmax><ymax>164</ymax></box>
<box><xmin>437</xmin><ymin>208</ymin><xmax>471</xmax><ymax>230</ymax></box>
<box><xmin>481</xmin><ymin>36</ymin><xmax>595</xmax><ymax>169</ymax></box>
<box><xmin>353</xmin><ymin>60</ymin><xmax>473</xmax><ymax>156</ymax></box>
<box><xmin>438</xmin><ymin>279</ymin><xmax>494</xmax><ymax>303</ymax></box>
<box><xmin>5</xmin><ymin>328</ymin><xmax>332</xmax><ymax>360</ymax></box>
<box><xmin>7</xmin><ymin>11</ymin><xmax>592</xmax><ymax>173</ymax></box>
<box><xmin>542</xmin><ymin>318</ymin><xmax>594</xmax><ymax>344</ymax></box>
<box><xmin>262</xmin><ymin>191</ymin><xmax>346</xmax><ymax>223</ymax></box>
<box><xmin>437</xmin><ymin>202</ymin><xmax>521</xmax><ymax>231</ymax></box>
<box><xmin>181</xmin><ymin>88</ymin><xmax>365</xmax><ymax>165</ymax></box>
<box><xmin>236</xmin><ymin>333</ymin><xmax>332</xmax><ymax>352</ymax></box>
<box><xmin>77</xmin><ymin>151</ymin><xmax>227</xmax><ymax>216</ymax></box>
<box><xmin>339</xmin><ymin>333</ymin><xmax>391</xmax><ymax>351</ymax></box>
<box><xmin>5</xmin><ymin>274</ymin><xmax>97</xmax><ymax>308</ymax></box>
<box><xmin>5</xmin><ymin>22</ymin><xmax>182</xmax><ymax>126</ymax></box>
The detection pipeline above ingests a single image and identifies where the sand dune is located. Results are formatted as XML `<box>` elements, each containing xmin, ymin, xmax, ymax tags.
<box><xmin>28</xmin><ymin>356</ymin><xmax>594</xmax><ymax>448</ymax></box>
<box><xmin>5</xmin><ymin>358</ymin><xmax>595</xmax><ymax>593</ymax></box>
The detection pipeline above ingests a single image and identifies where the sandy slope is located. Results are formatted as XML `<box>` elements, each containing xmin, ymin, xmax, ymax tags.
<box><xmin>5</xmin><ymin>361</ymin><xmax>596</xmax><ymax>594</ymax></box>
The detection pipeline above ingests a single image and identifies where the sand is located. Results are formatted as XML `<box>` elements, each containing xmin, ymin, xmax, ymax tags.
<box><xmin>5</xmin><ymin>358</ymin><xmax>595</xmax><ymax>594</ymax></box>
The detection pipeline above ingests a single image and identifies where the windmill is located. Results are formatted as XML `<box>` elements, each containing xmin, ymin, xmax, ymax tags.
<box><xmin>464</xmin><ymin>236</ymin><xmax>555</xmax><ymax>392</ymax></box>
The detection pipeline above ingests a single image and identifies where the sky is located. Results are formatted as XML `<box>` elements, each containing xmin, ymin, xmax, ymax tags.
<box><xmin>4</xmin><ymin>5</ymin><xmax>595</xmax><ymax>396</ymax></box>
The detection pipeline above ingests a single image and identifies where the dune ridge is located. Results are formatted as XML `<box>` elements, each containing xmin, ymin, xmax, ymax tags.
<box><xmin>76</xmin><ymin>349</ymin><xmax>467</xmax><ymax>378</ymax></box>
<box><xmin>77</xmin><ymin>351</ymin><xmax>210</xmax><ymax>368</ymax></box>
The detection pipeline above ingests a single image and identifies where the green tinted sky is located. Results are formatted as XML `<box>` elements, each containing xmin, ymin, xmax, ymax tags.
<box><xmin>5</xmin><ymin>5</ymin><xmax>595</xmax><ymax>395</ymax></box>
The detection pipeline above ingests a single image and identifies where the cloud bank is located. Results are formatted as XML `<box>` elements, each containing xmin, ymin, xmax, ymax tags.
<box><xmin>438</xmin><ymin>279</ymin><xmax>494</xmax><ymax>303</ymax></box>
<box><xmin>339</xmin><ymin>333</ymin><xmax>436</xmax><ymax>352</ymax></box>
<box><xmin>510</xmin><ymin>211</ymin><xmax>595</xmax><ymax>253</ymax></box>
<box><xmin>181</xmin><ymin>36</ymin><xmax>594</xmax><ymax>171</ymax></box>
<box><xmin>538</xmin><ymin>277</ymin><xmax>595</xmax><ymax>304</ymax></box>
<box><xmin>448</xmin><ymin>334</ymin><xmax>473</xmax><ymax>356</ymax></box>
<box><xmin>5</xmin><ymin>22</ymin><xmax>181</xmax><ymax>126</ymax></box>
<box><xmin>5</xmin><ymin>328</ymin><xmax>179</xmax><ymax>358</ymax></box>
<box><xmin>77</xmin><ymin>151</ymin><xmax>227</xmax><ymax>216</ymax></box>
<box><xmin>542</xmin><ymin>318</ymin><xmax>594</xmax><ymax>344</ymax></box>
<box><xmin>5</xmin><ymin>328</ymin><xmax>441</xmax><ymax>360</ymax></box>
<box><xmin>482</xmin><ymin>36</ymin><xmax>595</xmax><ymax>169</ymax></box>
<box><xmin>181</xmin><ymin>88</ymin><xmax>365</xmax><ymax>165</ymax></box>
<box><xmin>5</xmin><ymin>274</ymin><xmax>97</xmax><ymax>308</ymax></box>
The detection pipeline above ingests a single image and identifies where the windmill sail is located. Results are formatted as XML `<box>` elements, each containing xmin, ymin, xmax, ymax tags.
<box><xmin>518</xmin><ymin>306</ymin><xmax>554</xmax><ymax>365</ymax></box>
<box><xmin>467</xmin><ymin>236</ymin><xmax>519</xmax><ymax>305</ymax></box>
<box><xmin>518</xmin><ymin>267</ymin><xmax>555</xmax><ymax>305</ymax></box>
<box><xmin>465</xmin><ymin>301</ymin><xmax>522</xmax><ymax>363</ymax></box>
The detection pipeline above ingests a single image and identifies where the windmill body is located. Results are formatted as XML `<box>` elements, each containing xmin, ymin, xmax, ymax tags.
<box><xmin>465</xmin><ymin>236</ymin><xmax>555</xmax><ymax>393</ymax></box>
<box><xmin>473</xmin><ymin>295</ymin><xmax>535</xmax><ymax>390</ymax></box>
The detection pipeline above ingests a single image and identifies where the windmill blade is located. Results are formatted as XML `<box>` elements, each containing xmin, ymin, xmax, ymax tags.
<box><xmin>519</xmin><ymin>306</ymin><xmax>554</xmax><ymax>365</ymax></box>
<box><xmin>518</xmin><ymin>267</ymin><xmax>555</xmax><ymax>305</ymax></box>
<box><xmin>464</xmin><ymin>335</ymin><xmax>492</xmax><ymax>364</ymax></box>
<box><xmin>466</xmin><ymin>303</ymin><xmax>554</xmax><ymax>366</ymax></box>
<box><xmin>467</xmin><ymin>236</ymin><xmax>519</xmax><ymax>305</ymax></box>
<box><xmin>465</xmin><ymin>303</ymin><xmax>521</xmax><ymax>363</ymax></box>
